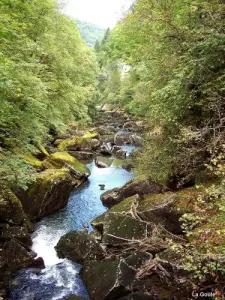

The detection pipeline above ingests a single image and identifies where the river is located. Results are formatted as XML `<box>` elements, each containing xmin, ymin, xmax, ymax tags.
<box><xmin>9</xmin><ymin>145</ymin><xmax>136</xmax><ymax>300</ymax></box>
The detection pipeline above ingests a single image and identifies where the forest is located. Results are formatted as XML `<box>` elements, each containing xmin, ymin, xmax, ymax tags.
<box><xmin>1</xmin><ymin>0</ymin><xmax>225</xmax><ymax>299</ymax></box>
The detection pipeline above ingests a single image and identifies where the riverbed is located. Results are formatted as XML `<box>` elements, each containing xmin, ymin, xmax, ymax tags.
<box><xmin>10</xmin><ymin>146</ymin><xmax>135</xmax><ymax>300</ymax></box>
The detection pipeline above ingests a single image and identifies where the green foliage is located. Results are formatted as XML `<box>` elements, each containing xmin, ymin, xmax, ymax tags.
<box><xmin>76</xmin><ymin>20</ymin><xmax>106</xmax><ymax>47</ymax></box>
<box><xmin>104</xmin><ymin>0</ymin><xmax>225</xmax><ymax>185</ymax></box>
<box><xmin>0</xmin><ymin>0</ymin><xmax>98</xmax><ymax>188</ymax></box>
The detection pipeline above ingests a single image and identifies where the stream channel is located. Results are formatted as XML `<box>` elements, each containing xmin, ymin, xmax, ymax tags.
<box><xmin>9</xmin><ymin>143</ymin><xmax>136</xmax><ymax>300</ymax></box>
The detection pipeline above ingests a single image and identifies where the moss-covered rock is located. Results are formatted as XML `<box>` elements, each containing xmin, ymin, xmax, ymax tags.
<box><xmin>43</xmin><ymin>152</ymin><xmax>90</xmax><ymax>179</ymax></box>
<box><xmin>55</xmin><ymin>230</ymin><xmax>105</xmax><ymax>264</ymax></box>
<box><xmin>58</xmin><ymin>132</ymin><xmax>99</xmax><ymax>152</ymax></box>
<box><xmin>101</xmin><ymin>178</ymin><xmax>168</xmax><ymax>207</ymax></box>
<box><xmin>0</xmin><ymin>225</ymin><xmax>32</xmax><ymax>246</ymax></box>
<box><xmin>22</xmin><ymin>155</ymin><xmax>43</xmax><ymax>169</ymax></box>
<box><xmin>0</xmin><ymin>190</ymin><xmax>28</xmax><ymax>226</ymax></box>
<box><xmin>102</xmin><ymin>213</ymin><xmax>152</xmax><ymax>245</ymax></box>
<box><xmin>81</xmin><ymin>251</ymin><xmax>152</xmax><ymax>300</ymax></box>
<box><xmin>16</xmin><ymin>168</ymin><xmax>78</xmax><ymax>220</ymax></box>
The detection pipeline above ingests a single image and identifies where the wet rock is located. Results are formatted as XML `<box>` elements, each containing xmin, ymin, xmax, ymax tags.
<box><xmin>55</xmin><ymin>230</ymin><xmax>105</xmax><ymax>264</ymax></box>
<box><xmin>98</xmin><ymin>143</ymin><xmax>112</xmax><ymax>156</ymax></box>
<box><xmin>101</xmin><ymin>178</ymin><xmax>168</xmax><ymax>207</ymax></box>
<box><xmin>16</xmin><ymin>168</ymin><xmax>78</xmax><ymax>220</ymax></box>
<box><xmin>4</xmin><ymin>239</ymin><xmax>35</xmax><ymax>271</ymax></box>
<box><xmin>89</xmin><ymin>138</ymin><xmax>101</xmax><ymax>150</ymax></box>
<box><xmin>116</xmin><ymin>149</ymin><xmax>127</xmax><ymax>159</ymax></box>
<box><xmin>81</xmin><ymin>251</ymin><xmax>152</xmax><ymax>300</ymax></box>
<box><xmin>102</xmin><ymin>213</ymin><xmax>152</xmax><ymax>245</ymax></box>
<box><xmin>0</xmin><ymin>226</ymin><xmax>32</xmax><ymax>246</ymax></box>
<box><xmin>112</xmin><ymin>145</ymin><xmax>122</xmax><ymax>154</ymax></box>
<box><xmin>42</xmin><ymin>152</ymin><xmax>90</xmax><ymax>179</ymax></box>
<box><xmin>94</xmin><ymin>156</ymin><xmax>113</xmax><ymax>168</ymax></box>
<box><xmin>114</xmin><ymin>133</ymin><xmax>132</xmax><ymax>146</ymax></box>
<box><xmin>30</xmin><ymin>257</ymin><xmax>45</xmax><ymax>269</ymax></box>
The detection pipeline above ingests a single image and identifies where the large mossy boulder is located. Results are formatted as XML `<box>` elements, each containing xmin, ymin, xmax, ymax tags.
<box><xmin>43</xmin><ymin>152</ymin><xmax>90</xmax><ymax>179</ymax></box>
<box><xmin>101</xmin><ymin>178</ymin><xmax>168</xmax><ymax>207</ymax></box>
<box><xmin>0</xmin><ymin>190</ymin><xmax>29</xmax><ymax>227</ymax></box>
<box><xmin>55</xmin><ymin>230</ymin><xmax>105</xmax><ymax>264</ymax></box>
<box><xmin>102</xmin><ymin>213</ymin><xmax>152</xmax><ymax>245</ymax></box>
<box><xmin>16</xmin><ymin>168</ymin><xmax>77</xmax><ymax>220</ymax></box>
<box><xmin>58</xmin><ymin>132</ymin><xmax>99</xmax><ymax>152</ymax></box>
<box><xmin>81</xmin><ymin>251</ymin><xmax>152</xmax><ymax>300</ymax></box>
<box><xmin>0</xmin><ymin>225</ymin><xmax>32</xmax><ymax>246</ymax></box>
<box><xmin>137</xmin><ymin>192</ymin><xmax>185</xmax><ymax>234</ymax></box>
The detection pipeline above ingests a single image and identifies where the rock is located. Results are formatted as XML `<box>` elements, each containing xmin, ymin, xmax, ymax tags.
<box><xmin>4</xmin><ymin>239</ymin><xmax>35</xmax><ymax>271</ymax></box>
<box><xmin>58</xmin><ymin>134</ymin><xmax>97</xmax><ymax>152</ymax></box>
<box><xmin>129</xmin><ymin>148</ymin><xmax>141</xmax><ymax>159</ymax></box>
<box><xmin>55</xmin><ymin>231</ymin><xmax>105</xmax><ymax>264</ymax></box>
<box><xmin>69</xmin><ymin>151</ymin><xmax>94</xmax><ymax>162</ymax></box>
<box><xmin>89</xmin><ymin>138</ymin><xmax>101</xmax><ymax>150</ymax></box>
<box><xmin>137</xmin><ymin>192</ymin><xmax>184</xmax><ymax>234</ymax></box>
<box><xmin>114</xmin><ymin>133</ymin><xmax>132</xmax><ymax>146</ymax></box>
<box><xmin>30</xmin><ymin>256</ymin><xmax>45</xmax><ymax>269</ymax></box>
<box><xmin>42</xmin><ymin>152</ymin><xmax>90</xmax><ymax>179</ymax></box>
<box><xmin>129</xmin><ymin>134</ymin><xmax>142</xmax><ymax>146</ymax></box>
<box><xmin>123</xmin><ymin>121</ymin><xmax>135</xmax><ymax>130</ymax></box>
<box><xmin>112</xmin><ymin>145</ymin><xmax>122</xmax><ymax>154</ymax></box>
<box><xmin>122</xmin><ymin>164</ymin><xmax>133</xmax><ymax>172</ymax></box>
<box><xmin>94</xmin><ymin>156</ymin><xmax>113</xmax><ymax>168</ymax></box>
<box><xmin>81</xmin><ymin>251</ymin><xmax>152</xmax><ymax>300</ymax></box>
<box><xmin>102</xmin><ymin>213</ymin><xmax>152</xmax><ymax>245</ymax></box>
<box><xmin>97</xmin><ymin>126</ymin><xmax>113</xmax><ymax>136</ymax></box>
<box><xmin>98</xmin><ymin>144</ymin><xmax>112</xmax><ymax>156</ymax></box>
<box><xmin>0</xmin><ymin>226</ymin><xmax>32</xmax><ymax>246</ymax></box>
<box><xmin>0</xmin><ymin>190</ymin><xmax>28</xmax><ymax>226</ymax></box>
<box><xmin>116</xmin><ymin>149</ymin><xmax>127</xmax><ymax>159</ymax></box>
<box><xmin>99</xmin><ymin>184</ymin><xmax>105</xmax><ymax>191</ymax></box>
<box><xmin>16</xmin><ymin>168</ymin><xmax>78</xmax><ymax>220</ymax></box>
<box><xmin>101</xmin><ymin>178</ymin><xmax>168</xmax><ymax>207</ymax></box>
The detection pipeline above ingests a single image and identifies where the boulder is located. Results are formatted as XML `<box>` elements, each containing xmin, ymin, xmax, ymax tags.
<box><xmin>0</xmin><ymin>226</ymin><xmax>32</xmax><ymax>246</ymax></box>
<box><xmin>116</xmin><ymin>149</ymin><xmax>127</xmax><ymax>159</ymax></box>
<box><xmin>114</xmin><ymin>133</ymin><xmax>132</xmax><ymax>146</ymax></box>
<box><xmin>58</xmin><ymin>135</ymin><xmax>97</xmax><ymax>152</ymax></box>
<box><xmin>102</xmin><ymin>213</ymin><xmax>152</xmax><ymax>245</ymax></box>
<box><xmin>55</xmin><ymin>230</ymin><xmax>105</xmax><ymax>264</ymax></box>
<box><xmin>0</xmin><ymin>190</ymin><xmax>29</xmax><ymax>227</ymax></box>
<box><xmin>101</xmin><ymin>178</ymin><xmax>168</xmax><ymax>207</ymax></box>
<box><xmin>4</xmin><ymin>239</ymin><xmax>35</xmax><ymax>271</ymax></box>
<box><xmin>137</xmin><ymin>192</ymin><xmax>185</xmax><ymax>234</ymax></box>
<box><xmin>97</xmin><ymin>126</ymin><xmax>113</xmax><ymax>136</ymax></box>
<box><xmin>112</xmin><ymin>145</ymin><xmax>122</xmax><ymax>154</ymax></box>
<box><xmin>129</xmin><ymin>135</ymin><xmax>142</xmax><ymax>146</ymax></box>
<box><xmin>16</xmin><ymin>168</ymin><xmax>78</xmax><ymax>220</ymax></box>
<box><xmin>69</xmin><ymin>151</ymin><xmax>94</xmax><ymax>162</ymax></box>
<box><xmin>98</xmin><ymin>144</ymin><xmax>112</xmax><ymax>156</ymax></box>
<box><xmin>42</xmin><ymin>152</ymin><xmax>90</xmax><ymax>179</ymax></box>
<box><xmin>81</xmin><ymin>251</ymin><xmax>152</xmax><ymax>300</ymax></box>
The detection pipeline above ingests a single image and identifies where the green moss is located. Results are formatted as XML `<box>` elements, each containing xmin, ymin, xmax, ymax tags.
<box><xmin>0</xmin><ymin>189</ymin><xmax>27</xmax><ymax>225</ymax></box>
<box><xmin>43</xmin><ymin>152</ymin><xmax>90</xmax><ymax>176</ymax></box>
<box><xmin>36</xmin><ymin>141</ymin><xmax>49</xmax><ymax>156</ymax></box>
<box><xmin>58</xmin><ymin>137</ymin><xmax>83</xmax><ymax>151</ymax></box>
<box><xmin>22</xmin><ymin>155</ymin><xmax>43</xmax><ymax>168</ymax></box>
<box><xmin>37</xmin><ymin>168</ymin><xmax>70</xmax><ymax>182</ymax></box>
<box><xmin>110</xmin><ymin>195</ymin><xmax>136</xmax><ymax>213</ymax></box>
<box><xmin>83</xmin><ymin>131</ymin><xmax>99</xmax><ymax>139</ymax></box>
